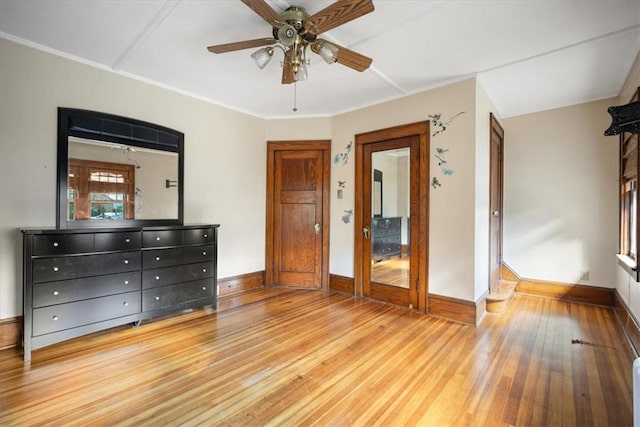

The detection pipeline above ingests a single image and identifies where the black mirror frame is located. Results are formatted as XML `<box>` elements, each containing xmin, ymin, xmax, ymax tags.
<box><xmin>373</xmin><ymin>168</ymin><xmax>383</xmax><ymax>218</ymax></box>
<box><xmin>56</xmin><ymin>108</ymin><xmax>184</xmax><ymax>229</ymax></box>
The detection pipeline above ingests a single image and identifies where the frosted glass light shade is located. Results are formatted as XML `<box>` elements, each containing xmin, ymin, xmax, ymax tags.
<box><xmin>251</xmin><ymin>47</ymin><xmax>274</xmax><ymax>69</ymax></box>
<box><xmin>294</xmin><ymin>63</ymin><xmax>308</xmax><ymax>81</ymax></box>
<box><xmin>317</xmin><ymin>42</ymin><xmax>338</xmax><ymax>64</ymax></box>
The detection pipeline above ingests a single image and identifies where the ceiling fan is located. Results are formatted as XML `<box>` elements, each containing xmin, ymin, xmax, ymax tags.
<box><xmin>207</xmin><ymin>0</ymin><xmax>374</xmax><ymax>84</ymax></box>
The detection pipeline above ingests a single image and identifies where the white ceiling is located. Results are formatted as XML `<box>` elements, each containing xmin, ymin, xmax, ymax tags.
<box><xmin>1</xmin><ymin>0</ymin><xmax>639</xmax><ymax>119</ymax></box>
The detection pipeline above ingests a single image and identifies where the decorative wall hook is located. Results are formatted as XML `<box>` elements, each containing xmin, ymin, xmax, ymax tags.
<box><xmin>165</xmin><ymin>179</ymin><xmax>178</xmax><ymax>188</ymax></box>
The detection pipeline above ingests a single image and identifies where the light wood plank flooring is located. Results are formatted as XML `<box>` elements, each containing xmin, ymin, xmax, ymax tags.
<box><xmin>371</xmin><ymin>256</ymin><xmax>409</xmax><ymax>288</ymax></box>
<box><xmin>0</xmin><ymin>288</ymin><xmax>635</xmax><ymax>426</ymax></box>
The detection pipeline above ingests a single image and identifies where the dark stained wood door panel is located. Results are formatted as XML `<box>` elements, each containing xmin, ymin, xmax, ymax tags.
<box><xmin>274</xmin><ymin>150</ymin><xmax>324</xmax><ymax>288</ymax></box>
<box><xmin>266</xmin><ymin>141</ymin><xmax>331</xmax><ymax>290</ymax></box>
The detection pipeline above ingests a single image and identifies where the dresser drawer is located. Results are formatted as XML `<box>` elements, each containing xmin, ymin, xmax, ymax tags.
<box><xmin>33</xmin><ymin>271</ymin><xmax>141</xmax><ymax>308</ymax></box>
<box><xmin>383</xmin><ymin>217</ymin><xmax>401</xmax><ymax>229</ymax></box>
<box><xmin>372</xmin><ymin>218</ymin><xmax>384</xmax><ymax>230</ymax></box>
<box><xmin>95</xmin><ymin>231</ymin><xmax>141</xmax><ymax>252</ymax></box>
<box><xmin>142</xmin><ymin>262</ymin><xmax>214</xmax><ymax>289</ymax></box>
<box><xmin>143</xmin><ymin>279</ymin><xmax>214</xmax><ymax>311</ymax></box>
<box><xmin>33</xmin><ymin>234</ymin><xmax>94</xmax><ymax>256</ymax></box>
<box><xmin>32</xmin><ymin>251</ymin><xmax>141</xmax><ymax>283</ymax></box>
<box><xmin>143</xmin><ymin>229</ymin><xmax>182</xmax><ymax>248</ymax></box>
<box><xmin>183</xmin><ymin>227</ymin><xmax>215</xmax><ymax>245</ymax></box>
<box><xmin>32</xmin><ymin>291</ymin><xmax>141</xmax><ymax>336</ymax></box>
<box><xmin>143</xmin><ymin>245</ymin><xmax>214</xmax><ymax>269</ymax></box>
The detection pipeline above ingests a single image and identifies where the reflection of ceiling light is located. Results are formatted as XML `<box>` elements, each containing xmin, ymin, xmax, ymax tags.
<box><xmin>69</xmin><ymin>137</ymin><xmax>179</xmax><ymax>155</ymax></box>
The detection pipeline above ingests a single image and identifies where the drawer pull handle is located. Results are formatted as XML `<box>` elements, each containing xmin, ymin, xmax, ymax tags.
<box><xmin>125</xmin><ymin>238</ymin><xmax>131</xmax><ymax>243</ymax></box>
<box><xmin>202</xmin><ymin>251</ymin><xmax>207</xmax><ymax>256</ymax></box>
<box><xmin>202</xmin><ymin>286</ymin><xmax>207</xmax><ymax>291</ymax></box>
<box><xmin>52</xmin><ymin>316</ymin><xmax>58</xmax><ymax>321</ymax></box>
<box><xmin>204</xmin><ymin>234</ymin><xmax>208</xmax><ymax>238</ymax></box>
<box><xmin>202</xmin><ymin>268</ymin><xmax>207</xmax><ymax>273</ymax></box>
<box><xmin>123</xmin><ymin>302</ymin><xmax>128</xmax><ymax>306</ymax></box>
<box><xmin>53</xmin><ymin>290</ymin><xmax>59</xmax><ymax>296</ymax></box>
<box><xmin>156</xmin><ymin>256</ymin><xmax>160</xmax><ymax>261</ymax></box>
<box><xmin>53</xmin><ymin>267</ymin><xmax>59</xmax><ymax>272</ymax></box>
<box><xmin>155</xmin><ymin>296</ymin><xmax>160</xmax><ymax>301</ymax></box>
<box><xmin>124</xmin><ymin>280</ymin><xmax>129</xmax><ymax>285</ymax></box>
<box><xmin>53</xmin><ymin>242</ymin><xmax>59</xmax><ymax>247</ymax></box>
<box><xmin>156</xmin><ymin>237</ymin><xmax>161</xmax><ymax>241</ymax></box>
<box><xmin>124</xmin><ymin>259</ymin><xmax>129</xmax><ymax>264</ymax></box>
<box><xmin>155</xmin><ymin>276</ymin><xmax>160</xmax><ymax>280</ymax></box>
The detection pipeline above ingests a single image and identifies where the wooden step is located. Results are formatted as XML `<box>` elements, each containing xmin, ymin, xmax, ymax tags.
<box><xmin>486</xmin><ymin>280</ymin><xmax>517</xmax><ymax>313</ymax></box>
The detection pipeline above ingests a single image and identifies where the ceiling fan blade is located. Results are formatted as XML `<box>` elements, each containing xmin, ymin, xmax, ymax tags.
<box><xmin>240</xmin><ymin>0</ymin><xmax>282</xmax><ymax>27</ymax></box>
<box><xmin>207</xmin><ymin>38</ymin><xmax>277</xmax><ymax>54</ymax></box>
<box><xmin>311</xmin><ymin>40</ymin><xmax>372</xmax><ymax>72</ymax></box>
<box><xmin>305</xmin><ymin>0</ymin><xmax>374</xmax><ymax>35</ymax></box>
<box><xmin>282</xmin><ymin>49</ymin><xmax>295</xmax><ymax>84</ymax></box>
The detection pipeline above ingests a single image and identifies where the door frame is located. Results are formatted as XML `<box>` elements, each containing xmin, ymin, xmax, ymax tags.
<box><xmin>354</xmin><ymin>121</ymin><xmax>430</xmax><ymax>313</ymax></box>
<box><xmin>489</xmin><ymin>113</ymin><xmax>504</xmax><ymax>293</ymax></box>
<box><xmin>265</xmin><ymin>140</ymin><xmax>331</xmax><ymax>288</ymax></box>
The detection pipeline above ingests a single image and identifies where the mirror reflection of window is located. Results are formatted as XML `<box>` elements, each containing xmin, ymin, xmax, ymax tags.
<box><xmin>68</xmin><ymin>137</ymin><xmax>179</xmax><ymax>220</ymax></box>
<box><xmin>67</xmin><ymin>189</ymin><xmax>76</xmax><ymax>220</ymax></box>
<box><xmin>371</xmin><ymin>148</ymin><xmax>410</xmax><ymax>288</ymax></box>
<box><xmin>68</xmin><ymin>158</ymin><xmax>135</xmax><ymax>221</ymax></box>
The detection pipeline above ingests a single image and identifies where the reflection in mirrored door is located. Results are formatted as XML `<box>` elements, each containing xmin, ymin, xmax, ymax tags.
<box><xmin>370</xmin><ymin>148</ymin><xmax>410</xmax><ymax>288</ymax></box>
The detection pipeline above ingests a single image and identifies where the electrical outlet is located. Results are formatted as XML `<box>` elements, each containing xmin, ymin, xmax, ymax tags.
<box><xmin>580</xmin><ymin>271</ymin><xmax>589</xmax><ymax>281</ymax></box>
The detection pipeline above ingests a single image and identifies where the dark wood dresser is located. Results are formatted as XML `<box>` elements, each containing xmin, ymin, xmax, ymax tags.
<box><xmin>22</xmin><ymin>224</ymin><xmax>218</xmax><ymax>361</ymax></box>
<box><xmin>371</xmin><ymin>217</ymin><xmax>402</xmax><ymax>261</ymax></box>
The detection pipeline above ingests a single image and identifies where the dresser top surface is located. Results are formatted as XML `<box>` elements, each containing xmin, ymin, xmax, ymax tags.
<box><xmin>22</xmin><ymin>224</ymin><xmax>220</xmax><ymax>235</ymax></box>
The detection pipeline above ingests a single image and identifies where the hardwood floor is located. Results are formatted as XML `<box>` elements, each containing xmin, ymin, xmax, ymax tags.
<box><xmin>371</xmin><ymin>256</ymin><xmax>409</xmax><ymax>288</ymax></box>
<box><xmin>0</xmin><ymin>288</ymin><xmax>635</xmax><ymax>426</ymax></box>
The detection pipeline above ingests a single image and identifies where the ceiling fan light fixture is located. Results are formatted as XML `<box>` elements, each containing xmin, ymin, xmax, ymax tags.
<box><xmin>294</xmin><ymin>63</ymin><xmax>308</xmax><ymax>82</ymax></box>
<box><xmin>251</xmin><ymin>47</ymin><xmax>274</xmax><ymax>69</ymax></box>
<box><xmin>317</xmin><ymin>41</ymin><xmax>338</xmax><ymax>64</ymax></box>
<box><xmin>277</xmin><ymin>24</ymin><xmax>297</xmax><ymax>47</ymax></box>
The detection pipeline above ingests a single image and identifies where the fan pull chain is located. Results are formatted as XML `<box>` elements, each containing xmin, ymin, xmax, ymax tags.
<box><xmin>293</xmin><ymin>83</ymin><xmax>298</xmax><ymax>112</ymax></box>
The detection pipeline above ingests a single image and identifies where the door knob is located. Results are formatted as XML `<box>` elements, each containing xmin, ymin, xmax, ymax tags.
<box><xmin>363</xmin><ymin>226</ymin><xmax>370</xmax><ymax>239</ymax></box>
<box><xmin>314</xmin><ymin>223</ymin><xmax>321</xmax><ymax>235</ymax></box>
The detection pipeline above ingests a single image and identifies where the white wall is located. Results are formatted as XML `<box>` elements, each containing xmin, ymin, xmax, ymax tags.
<box><xmin>502</xmin><ymin>99</ymin><xmax>618</xmax><ymax>287</ymax></box>
<box><xmin>0</xmin><ymin>38</ymin><xmax>267</xmax><ymax>319</ymax></box>
<box><xmin>265</xmin><ymin>117</ymin><xmax>332</xmax><ymax>141</ymax></box>
<box><xmin>473</xmin><ymin>81</ymin><xmax>499</xmax><ymax>301</ymax></box>
<box><xmin>372</xmin><ymin>152</ymin><xmax>400</xmax><ymax>218</ymax></box>
<box><xmin>329</xmin><ymin>79</ymin><xmax>478</xmax><ymax>301</ymax></box>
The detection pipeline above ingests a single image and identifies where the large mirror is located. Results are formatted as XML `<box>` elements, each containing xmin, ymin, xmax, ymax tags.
<box><xmin>57</xmin><ymin>108</ymin><xmax>184</xmax><ymax>229</ymax></box>
<box><xmin>371</xmin><ymin>147</ymin><xmax>410</xmax><ymax>288</ymax></box>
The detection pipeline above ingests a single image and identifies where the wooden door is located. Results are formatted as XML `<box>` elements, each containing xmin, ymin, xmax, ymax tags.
<box><xmin>355</xmin><ymin>122</ymin><xmax>429</xmax><ymax>313</ymax></box>
<box><xmin>489</xmin><ymin>113</ymin><xmax>504</xmax><ymax>292</ymax></box>
<box><xmin>266</xmin><ymin>141</ymin><xmax>330</xmax><ymax>289</ymax></box>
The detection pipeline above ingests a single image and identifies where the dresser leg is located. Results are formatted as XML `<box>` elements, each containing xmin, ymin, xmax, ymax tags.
<box><xmin>23</xmin><ymin>339</ymin><xmax>31</xmax><ymax>362</ymax></box>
